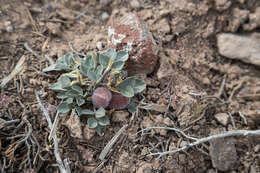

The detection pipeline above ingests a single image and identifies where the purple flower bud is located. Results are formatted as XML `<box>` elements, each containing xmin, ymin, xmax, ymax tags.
<box><xmin>109</xmin><ymin>92</ymin><xmax>130</xmax><ymax>110</ymax></box>
<box><xmin>92</xmin><ymin>87</ymin><xmax>112</xmax><ymax>108</ymax></box>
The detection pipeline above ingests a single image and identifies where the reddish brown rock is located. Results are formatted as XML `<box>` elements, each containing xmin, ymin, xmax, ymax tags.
<box><xmin>108</xmin><ymin>13</ymin><xmax>158</xmax><ymax>74</ymax></box>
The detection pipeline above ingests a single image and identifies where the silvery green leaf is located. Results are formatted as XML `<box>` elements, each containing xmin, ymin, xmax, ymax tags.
<box><xmin>57</xmin><ymin>92</ymin><xmax>68</xmax><ymax>99</ymax></box>
<box><xmin>87</xmin><ymin>71</ymin><xmax>97</xmax><ymax>82</ymax></box>
<box><xmin>87</xmin><ymin>118</ymin><xmax>98</xmax><ymax>129</ymax></box>
<box><xmin>80</xmin><ymin>62</ymin><xmax>89</xmax><ymax>76</ymax></box>
<box><xmin>75</xmin><ymin>107</ymin><xmax>95</xmax><ymax>116</ymax></box>
<box><xmin>57</xmin><ymin>102</ymin><xmax>71</xmax><ymax>114</ymax></box>
<box><xmin>76</xmin><ymin>97</ymin><xmax>85</xmax><ymax>106</ymax></box>
<box><xmin>71</xmin><ymin>85</ymin><xmax>83</xmax><ymax>96</ymax></box>
<box><xmin>115</xmin><ymin>51</ymin><xmax>128</xmax><ymax>62</ymax></box>
<box><xmin>71</xmin><ymin>54</ymin><xmax>81</xmax><ymax>65</ymax></box>
<box><xmin>43</xmin><ymin>64</ymin><xmax>56</xmax><ymax>72</ymax></box>
<box><xmin>64</xmin><ymin>85</ymin><xmax>82</xmax><ymax>97</ymax></box>
<box><xmin>98</xmin><ymin>116</ymin><xmax>110</xmax><ymax>126</ymax></box>
<box><xmin>118</xmin><ymin>77</ymin><xmax>146</xmax><ymax>97</ymax></box>
<box><xmin>99</xmin><ymin>54</ymin><xmax>110</xmax><ymax>68</ymax></box>
<box><xmin>85</xmin><ymin>55</ymin><xmax>96</xmax><ymax>70</ymax></box>
<box><xmin>80</xmin><ymin>55</ymin><xmax>96</xmax><ymax>75</ymax></box>
<box><xmin>49</xmin><ymin>82</ymin><xmax>64</xmax><ymax>91</ymax></box>
<box><xmin>65</xmin><ymin>90</ymin><xmax>78</xmax><ymax>97</ymax></box>
<box><xmin>95</xmin><ymin>107</ymin><xmax>106</xmax><ymax>118</ymax></box>
<box><xmin>65</xmin><ymin>97</ymin><xmax>73</xmax><ymax>104</ymax></box>
<box><xmin>60</xmin><ymin>75</ymin><xmax>71</xmax><ymax>85</ymax></box>
<box><xmin>49</xmin><ymin>76</ymin><xmax>71</xmax><ymax>91</ymax></box>
<box><xmin>95</xmin><ymin>125</ymin><xmax>104</xmax><ymax>136</ymax></box>
<box><xmin>96</xmin><ymin>65</ymin><xmax>104</xmax><ymax>76</ymax></box>
<box><xmin>103</xmin><ymin>48</ymin><xmax>117</xmax><ymax>60</ymax></box>
<box><xmin>127</xmin><ymin>101</ymin><xmax>138</xmax><ymax>113</ymax></box>
<box><xmin>55</xmin><ymin>53</ymin><xmax>76</xmax><ymax>71</ymax></box>
<box><xmin>111</xmin><ymin>61</ymin><xmax>124</xmax><ymax>70</ymax></box>
<box><xmin>119</xmin><ymin>85</ymin><xmax>135</xmax><ymax>98</ymax></box>
<box><xmin>132</xmin><ymin>78</ymin><xmax>146</xmax><ymax>93</ymax></box>
<box><xmin>81</xmin><ymin>109</ymin><xmax>95</xmax><ymax>115</ymax></box>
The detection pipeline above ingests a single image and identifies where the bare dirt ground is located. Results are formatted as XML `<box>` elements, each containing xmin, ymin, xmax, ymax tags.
<box><xmin>1</xmin><ymin>0</ymin><xmax>260</xmax><ymax>172</ymax></box>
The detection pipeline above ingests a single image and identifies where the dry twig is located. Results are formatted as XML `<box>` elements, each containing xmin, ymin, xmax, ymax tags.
<box><xmin>99</xmin><ymin>124</ymin><xmax>128</xmax><ymax>161</ymax></box>
<box><xmin>216</xmin><ymin>74</ymin><xmax>227</xmax><ymax>99</ymax></box>
<box><xmin>0</xmin><ymin>55</ymin><xmax>26</xmax><ymax>88</ymax></box>
<box><xmin>35</xmin><ymin>91</ymin><xmax>70</xmax><ymax>173</ymax></box>
<box><xmin>140</xmin><ymin>126</ymin><xmax>260</xmax><ymax>159</ymax></box>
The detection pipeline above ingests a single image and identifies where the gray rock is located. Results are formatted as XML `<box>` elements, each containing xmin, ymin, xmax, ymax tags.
<box><xmin>217</xmin><ymin>33</ymin><xmax>260</xmax><ymax>66</ymax></box>
<box><xmin>214</xmin><ymin>113</ymin><xmax>229</xmax><ymax>126</ymax></box>
<box><xmin>209</xmin><ymin>137</ymin><xmax>238</xmax><ymax>171</ymax></box>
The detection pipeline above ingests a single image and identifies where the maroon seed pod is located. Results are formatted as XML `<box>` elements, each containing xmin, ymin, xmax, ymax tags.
<box><xmin>109</xmin><ymin>92</ymin><xmax>131</xmax><ymax>110</ymax></box>
<box><xmin>92</xmin><ymin>87</ymin><xmax>112</xmax><ymax>108</ymax></box>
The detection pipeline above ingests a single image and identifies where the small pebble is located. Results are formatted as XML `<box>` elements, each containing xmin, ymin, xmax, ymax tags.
<box><xmin>96</xmin><ymin>41</ymin><xmax>103</xmax><ymax>50</ymax></box>
<box><xmin>101</xmin><ymin>12</ymin><xmax>109</xmax><ymax>21</ymax></box>
<box><xmin>214</xmin><ymin>113</ymin><xmax>229</xmax><ymax>126</ymax></box>
<box><xmin>83</xmin><ymin>126</ymin><xmax>96</xmax><ymax>140</ymax></box>
<box><xmin>178</xmin><ymin>154</ymin><xmax>186</xmax><ymax>164</ymax></box>
<box><xmin>4</xmin><ymin>21</ymin><xmax>13</xmax><ymax>33</ymax></box>
<box><xmin>254</xmin><ymin>144</ymin><xmax>260</xmax><ymax>153</ymax></box>
<box><xmin>130</xmin><ymin>0</ymin><xmax>141</xmax><ymax>9</ymax></box>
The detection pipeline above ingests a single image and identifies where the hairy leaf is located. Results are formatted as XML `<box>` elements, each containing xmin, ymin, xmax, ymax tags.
<box><xmin>57</xmin><ymin>92</ymin><xmax>68</xmax><ymax>99</ymax></box>
<box><xmin>99</xmin><ymin>54</ymin><xmax>110</xmax><ymax>68</ymax></box>
<box><xmin>87</xmin><ymin>118</ymin><xmax>98</xmax><ymax>129</ymax></box>
<box><xmin>115</xmin><ymin>51</ymin><xmax>128</xmax><ymax>62</ymax></box>
<box><xmin>95</xmin><ymin>125</ymin><xmax>104</xmax><ymax>136</ymax></box>
<box><xmin>87</xmin><ymin>71</ymin><xmax>97</xmax><ymax>82</ymax></box>
<box><xmin>57</xmin><ymin>102</ymin><xmax>71</xmax><ymax>114</ymax></box>
<box><xmin>65</xmin><ymin>97</ymin><xmax>73</xmax><ymax>104</ymax></box>
<box><xmin>97</xmin><ymin>116</ymin><xmax>110</xmax><ymax>126</ymax></box>
<box><xmin>80</xmin><ymin>55</ymin><xmax>96</xmax><ymax>75</ymax></box>
<box><xmin>49</xmin><ymin>76</ymin><xmax>71</xmax><ymax>91</ymax></box>
<box><xmin>55</xmin><ymin>53</ymin><xmax>77</xmax><ymax>71</ymax></box>
<box><xmin>120</xmin><ymin>85</ymin><xmax>134</xmax><ymax>98</ymax></box>
<box><xmin>76</xmin><ymin>97</ymin><xmax>85</xmax><ymax>106</ymax></box>
<box><xmin>95</xmin><ymin>107</ymin><xmax>106</xmax><ymax>118</ymax></box>
<box><xmin>71</xmin><ymin>85</ymin><xmax>83</xmax><ymax>96</ymax></box>
<box><xmin>127</xmin><ymin>101</ymin><xmax>138</xmax><ymax>113</ymax></box>
<box><xmin>76</xmin><ymin>107</ymin><xmax>95</xmax><ymax>116</ymax></box>
<box><xmin>112</xmin><ymin>61</ymin><xmax>125</xmax><ymax>71</ymax></box>
<box><xmin>118</xmin><ymin>77</ymin><xmax>146</xmax><ymax>97</ymax></box>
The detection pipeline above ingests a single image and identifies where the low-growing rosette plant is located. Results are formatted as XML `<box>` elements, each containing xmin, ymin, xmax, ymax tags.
<box><xmin>48</xmin><ymin>48</ymin><xmax>146</xmax><ymax>135</ymax></box>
